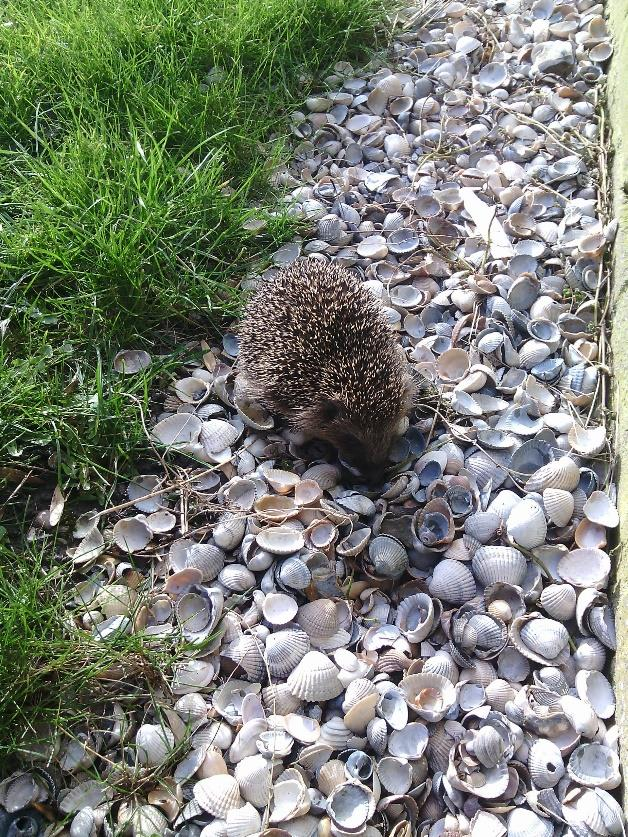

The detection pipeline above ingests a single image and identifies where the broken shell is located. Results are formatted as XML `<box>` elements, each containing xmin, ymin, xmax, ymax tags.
<box><xmin>400</xmin><ymin>673</ymin><xmax>457</xmax><ymax>722</ymax></box>
<box><xmin>527</xmin><ymin>739</ymin><xmax>565</xmax><ymax>788</ymax></box>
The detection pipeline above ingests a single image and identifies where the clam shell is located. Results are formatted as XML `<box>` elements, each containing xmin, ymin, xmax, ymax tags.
<box><xmin>428</xmin><ymin>559</ymin><xmax>476</xmax><ymax>604</ymax></box>
<box><xmin>400</xmin><ymin>672</ymin><xmax>457</xmax><ymax>722</ymax></box>
<box><xmin>583</xmin><ymin>491</ymin><xmax>619</xmax><ymax>528</ymax></box>
<box><xmin>472</xmin><ymin>546</ymin><xmax>527</xmax><ymax>587</ymax></box>
<box><xmin>524</xmin><ymin>457</ymin><xmax>580</xmax><ymax>492</ymax></box>
<box><xmin>539</xmin><ymin>584</ymin><xmax>576</xmax><ymax>620</ymax></box>
<box><xmin>470</xmin><ymin>725</ymin><xmax>505</xmax><ymax>768</ymax></box>
<box><xmin>368</xmin><ymin>535</ymin><xmax>409</xmax><ymax>578</ymax></box>
<box><xmin>326</xmin><ymin>782</ymin><xmax>375</xmax><ymax>831</ymax></box>
<box><xmin>511</xmin><ymin>614</ymin><xmax>570</xmax><ymax>665</ymax></box>
<box><xmin>287</xmin><ymin>651</ymin><xmax>344</xmax><ymax>701</ymax></box>
<box><xmin>113</xmin><ymin>516</ymin><xmax>152</xmax><ymax>553</ymax></box>
<box><xmin>387</xmin><ymin>722</ymin><xmax>430</xmax><ymax>760</ymax></box>
<box><xmin>527</xmin><ymin>739</ymin><xmax>565</xmax><ymax>788</ymax></box>
<box><xmin>506</xmin><ymin>808</ymin><xmax>553</xmax><ymax>837</ymax></box>
<box><xmin>568</xmin><ymin>424</ymin><xmax>606</xmax><ymax>456</ymax></box>
<box><xmin>376</xmin><ymin>686</ymin><xmax>409</xmax><ymax>730</ymax></box>
<box><xmin>394</xmin><ymin>593</ymin><xmax>435</xmax><ymax>643</ymax></box>
<box><xmin>225</xmin><ymin>802</ymin><xmax>261</xmax><ymax>837</ymax></box>
<box><xmin>506</xmin><ymin>498</ymin><xmax>547</xmax><ymax>549</ymax></box>
<box><xmin>542</xmin><ymin>489</ymin><xmax>575</xmax><ymax>527</ymax></box>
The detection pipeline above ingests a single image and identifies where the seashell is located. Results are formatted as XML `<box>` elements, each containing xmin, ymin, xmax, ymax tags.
<box><xmin>527</xmin><ymin>739</ymin><xmax>565</xmax><ymax>788</ymax></box>
<box><xmin>194</xmin><ymin>775</ymin><xmax>242</xmax><ymax>817</ymax></box>
<box><xmin>428</xmin><ymin>559</ymin><xmax>476</xmax><ymax>604</ymax></box>
<box><xmin>376</xmin><ymin>686</ymin><xmax>408</xmax><ymax>730</ymax></box>
<box><xmin>319</xmin><ymin>716</ymin><xmax>353</xmax><ymax>751</ymax></box>
<box><xmin>343</xmin><ymin>692</ymin><xmax>379</xmax><ymax>734</ymax></box>
<box><xmin>423</xmin><ymin>651</ymin><xmax>459</xmax><ymax>683</ymax></box>
<box><xmin>219</xmin><ymin>564</ymin><xmax>256</xmax><ymax>592</ymax></box>
<box><xmin>485</xmin><ymin>679</ymin><xmax>517</xmax><ymax>713</ymax></box>
<box><xmin>262</xmin><ymin>592</ymin><xmax>299</xmax><ymax>625</ymax></box>
<box><xmin>135</xmin><ymin>724</ymin><xmax>175</xmax><ymax>766</ymax></box>
<box><xmin>464</xmin><ymin>511</ymin><xmax>501</xmax><ymax>544</ymax></box>
<box><xmin>150</xmin><ymin>413</ymin><xmax>202</xmax><ymax>448</ymax></box>
<box><xmin>257</xmin><ymin>527</ymin><xmax>305</xmax><ymax>555</ymax></box>
<box><xmin>113</xmin><ymin>349</ymin><xmax>152</xmax><ymax>374</ymax></box>
<box><xmin>568</xmin><ymin>424</ymin><xmax>606</xmax><ymax>457</ymax></box>
<box><xmin>542</xmin><ymin>489</ymin><xmax>574</xmax><ymax>527</ymax></box>
<box><xmin>575</xmin><ymin>670</ymin><xmax>615</xmax><ymax>719</ymax></box>
<box><xmin>234</xmin><ymin>754</ymin><xmax>274</xmax><ymax>809</ymax></box>
<box><xmin>511</xmin><ymin>614</ymin><xmax>570</xmax><ymax>665</ymax></box>
<box><xmin>574</xmin><ymin>636</ymin><xmax>607</xmax><ymax>671</ymax></box>
<box><xmin>214</xmin><ymin>513</ymin><xmax>247</xmax><ymax>550</ymax></box>
<box><xmin>368</xmin><ymin>535</ymin><xmax>409</xmax><ymax>578</ymax></box>
<box><xmin>226</xmin><ymin>802</ymin><xmax>261</xmax><ymax>837</ymax></box>
<box><xmin>266</xmin><ymin>629</ymin><xmax>310</xmax><ymax>678</ymax></box>
<box><xmin>400</xmin><ymin>673</ymin><xmax>457</xmax><ymax>722</ymax></box>
<box><xmin>326</xmin><ymin>781</ymin><xmax>375</xmax><ymax>832</ymax></box>
<box><xmin>113</xmin><ymin>516</ymin><xmax>152</xmax><ymax>553</ymax></box>
<box><xmin>264</xmin><ymin>468</ymin><xmax>301</xmax><ymax>494</ymax></box>
<box><xmin>525</xmin><ymin>457</ymin><xmax>580</xmax><ymax>493</ymax></box>
<box><xmin>377</xmin><ymin>757</ymin><xmax>413</xmax><ymax>795</ymax></box>
<box><xmin>567</xmin><ymin>743</ymin><xmax>621</xmax><ymax>790</ymax></box>
<box><xmin>131</xmin><ymin>805</ymin><xmax>169</xmax><ymax>837</ymax></box>
<box><xmin>366</xmin><ymin>717</ymin><xmax>388</xmax><ymax>756</ymax></box>
<box><xmin>557</xmin><ymin>548</ymin><xmax>610</xmax><ymax>590</ymax></box>
<box><xmin>539</xmin><ymin>584</ymin><xmax>576</xmax><ymax>620</ymax></box>
<box><xmin>394</xmin><ymin>593</ymin><xmax>435</xmax><ymax>643</ymax></box>
<box><xmin>472</xmin><ymin>546</ymin><xmax>527</xmax><ymax>587</ymax></box>
<box><xmin>297</xmin><ymin>600</ymin><xmax>339</xmax><ymax>640</ymax></box>
<box><xmin>318</xmin><ymin>759</ymin><xmax>348</xmax><ymax>796</ymax></box>
<box><xmin>506</xmin><ymin>498</ymin><xmax>547</xmax><ymax>550</ymax></box>
<box><xmin>277</xmin><ymin>556</ymin><xmax>312</xmax><ymax>590</ymax></box>
<box><xmin>287</xmin><ymin>651</ymin><xmax>344</xmax><ymax>701</ymax></box>
<box><xmin>506</xmin><ymin>808</ymin><xmax>553</xmax><ymax>837</ymax></box>
<box><xmin>583</xmin><ymin>491</ymin><xmax>619</xmax><ymax>528</ymax></box>
<box><xmin>186</xmin><ymin>543</ymin><xmax>225</xmax><ymax>581</ymax></box>
<box><xmin>469</xmin><ymin>725</ymin><xmax>505</xmax><ymax>768</ymax></box>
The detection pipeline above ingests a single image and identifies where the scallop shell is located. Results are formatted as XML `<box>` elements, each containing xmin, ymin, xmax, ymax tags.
<box><xmin>567</xmin><ymin>743</ymin><xmax>621</xmax><ymax>789</ymax></box>
<box><xmin>377</xmin><ymin>757</ymin><xmax>413</xmax><ymax>794</ymax></box>
<box><xmin>557</xmin><ymin>548</ymin><xmax>611</xmax><ymax>589</ymax></box>
<box><xmin>113</xmin><ymin>516</ymin><xmax>152</xmax><ymax>553</ymax></box>
<box><xmin>575</xmin><ymin>670</ymin><xmax>615</xmax><ymax>719</ymax></box>
<box><xmin>583</xmin><ymin>491</ymin><xmax>619</xmax><ymax>528</ymax></box>
<box><xmin>256</xmin><ymin>527</ymin><xmax>305</xmax><ymax>555</ymax></box>
<box><xmin>265</xmin><ymin>629</ymin><xmax>310</xmax><ymax>678</ymax></box>
<box><xmin>506</xmin><ymin>808</ymin><xmax>553</xmax><ymax>837</ymax></box>
<box><xmin>287</xmin><ymin>651</ymin><xmax>344</xmax><ymax>701</ymax></box>
<box><xmin>135</xmin><ymin>724</ymin><xmax>175</xmax><ymax>766</ymax></box>
<box><xmin>234</xmin><ymin>754</ymin><xmax>273</xmax><ymax>808</ymax></box>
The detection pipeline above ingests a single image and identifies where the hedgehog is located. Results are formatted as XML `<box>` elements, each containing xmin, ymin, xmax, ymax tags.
<box><xmin>236</xmin><ymin>259</ymin><xmax>417</xmax><ymax>481</ymax></box>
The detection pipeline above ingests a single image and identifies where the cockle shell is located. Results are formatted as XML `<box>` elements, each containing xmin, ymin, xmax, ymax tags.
<box><xmin>568</xmin><ymin>743</ymin><xmax>621</xmax><ymax>789</ymax></box>
<box><xmin>543</xmin><ymin>489</ymin><xmax>575</xmax><ymax>527</ymax></box>
<box><xmin>194</xmin><ymin>775</ymin><xmax>242</xmax><ymax>817</ymax></box>
<box><xmin>428</xmin><ymin>559</ymin><xmax>476</xmax><ymax>604</ymax></box>
<box><xmin>395</xmin><ymin>593</ymin><xmax>435</xmax><ymax>642</ymax></box>
<box><xmin>557</xmin><ymin>548</ymin><xmax>611</xmax><ymax>589</ymax></box>
<box><xmin>287</xmin><ymin>651</ymin><xmax>344</xmax><ymax>700</ymax></box>
<box><xmin>400</xmin><ymin>673</ymin><xmax>457</xmax><ymax>722</ymax></box>
<box><xmin>368</xmin><ymin>535</ymin><xmax>409</xmax><ymax>578</ymax></box>
<box><xmin>507</xmin><ymin>498</ymin><xmax>547</xmax><ymax>549</ymax></box>
<box><xmin>525</xmin><ymin>457</ymin><xmax>580</xmax><ymax>492</ymax></box>
<box><xmin>135</xmin><ymin>724</ymin><xmax>175</xmax><ymax>766</ymax></box>
<box><xmin>234</xmin><ymin>755</ymin><xmax>274</xmax><ymax>809</ymax></box>
<box><xmin>511</xmin><ymin>614</ymin><xmax>570</xmax><ymax>665</ymax></box>
<box><xmin>528</xmin><ymin>739</ymin><xmax>565</xmax><ymax>788</ymax></box>
<box><xmin>265</xmin><ymin>629</ymin><xmax>310</xmax><ymax>678</ymax></box>
<box><xmin>506</xmin><ymin>808</ymin><xmax>553</xmax><ymax>837</ymax></box>
<box><xmin>472</xmin><ymin>546</ymin><xmax>527</xmax><ymax>587</ymax></box>
<box><xmin>575</xmin><ymin>670</ymin><xmax>615</xmax><ymax>719</ymax></box>
<box><xmin>539</xmin><ymin>584</ymin><xmax>577</xmax><ymax>620</ymax></box>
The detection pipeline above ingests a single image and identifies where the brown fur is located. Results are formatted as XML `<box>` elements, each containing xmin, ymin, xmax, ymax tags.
<box><xmin>236</xmin><ymin>259</ymin><xmax>416</xmax><ymax>477</ymax></box>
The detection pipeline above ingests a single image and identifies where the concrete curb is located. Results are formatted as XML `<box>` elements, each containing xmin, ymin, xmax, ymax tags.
<box><xmin>608</xmin><ymin>0</ymin><xmax>628</xmax><ymax>807</ymax></box>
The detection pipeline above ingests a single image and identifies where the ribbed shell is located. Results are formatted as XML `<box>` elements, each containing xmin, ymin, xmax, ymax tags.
<box><xmin>472</xmin><ymin>546</ymin><xmax>527</xmax><ymax>587</ymax></box>
<box><xmin>506</xmin><ymin>498</ymin><xmax>547</xmax><ymax>549</ymax></box>
<box><xmin>297</xmin><ymin>600</ymin><xmax>340</xmax><ymax>640</ymax></box>
<box><xmin>525</xmin><ymin>457</ymin><xmax>580</xmax><ymax>492</ymax></box>
<box><xmin>193</xmin><ymin>775</ymin><xmax>242</xmax><ymax>818</ymax></box>
<box><xmin>542</xmin><ymin>488</ymin><xmax>575</xmax><ymax>527</ymax></box>
<box><xmin>287</xmin><ymin>651</ymin><xmax>344</xmax><ymax>701</ymax></box>
<box><xmin>528</xmin><ymin>739</ymin><xmax>565</xmax><ymax>788</ymax></box>
<box><xmin>265</xmin><ymin>629</ymin><xmax>310</xmax><ymax>678</ymax></box>
<box><xmin>234</xmin><ymin>755</ymin><xmax>274</xmax><ymax>809</ymax></box>
<box><xmin>539</xmin><ymin>583</ymin><xmax>576</xmax><ymax>620</ymax></box>
<box><xmin>428</xmin><ymin>559</ymin><xmax>477</xmax><ymax>604</ymax></box>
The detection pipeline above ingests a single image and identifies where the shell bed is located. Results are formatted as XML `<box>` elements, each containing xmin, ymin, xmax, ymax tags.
<box><xmin>0</xmin><ymin>0</ymin><xmax>623</xmax><ymax>836</ymax></box>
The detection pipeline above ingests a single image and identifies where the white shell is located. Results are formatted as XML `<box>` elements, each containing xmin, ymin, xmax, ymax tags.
<box><xmin>527</xmin><ymin>738</ymin><xmax>565</xmax><ymax>788</ymax></box>
<box><xmin>428</xmin><ymin>559</ymin><xmax>476</xmax><ymax>603</ymax></box>
<box><xmin>194</xmin><ymin>775</ymin><xmax>242</xmax><ymax>817</ymax></box>
<box><xmin>287</xmin><ymin>651</ymin><xmax>344</xmax><ymax>701</ymax></box>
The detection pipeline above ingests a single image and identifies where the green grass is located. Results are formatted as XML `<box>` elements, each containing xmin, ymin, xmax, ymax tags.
<box><xmin>0</xmin><ymin>0</ymin><xmax>385</xmax><ymax>497</ymax></box>
<box><xmin>0</xmin><ymin>543</ymin><xmax>172</xmax><ymax>764</ymax></box>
